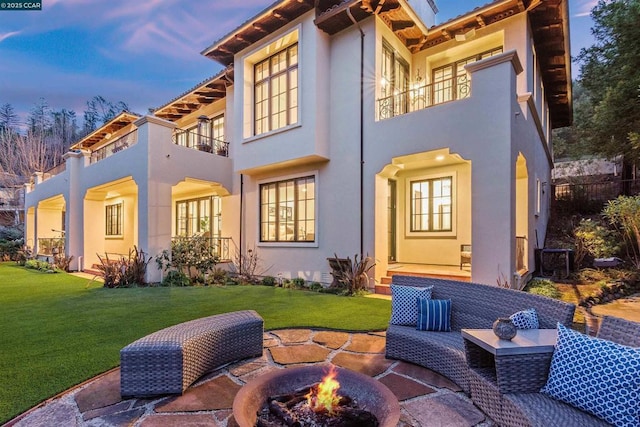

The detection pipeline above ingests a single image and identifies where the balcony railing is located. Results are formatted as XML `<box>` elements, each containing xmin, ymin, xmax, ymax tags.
<box><xmin>172</xmin><ymin>128</ymin><xmax>229</xmax><ymax>157</ymax></box>
<box><xmin>171</xmin><ymin>236</ymin><xmax>231</xmax><ymax>262</ymax></box>
<box><xmin>90</xmin><ymin>129</ymin><xmax>138</xmax><ymax>164</ymax></box>
<box><xmin>37</xmin><ymin>237</ymin><xmax>65</xmax><ymax>256</ymax></box>
<box><xmin>42</xmin><ymin>163</ymin><xmax>66</xmax><ymax>181</ymax></box>
<box><xmin>516</xmin><ymin>236</ymin><xmax>526</xmax><ymax>271</ymax></box>
<box><xmin>378</xmin><ymin>75</ymin><xmax>471</xmax><ymax>120</ymax></box>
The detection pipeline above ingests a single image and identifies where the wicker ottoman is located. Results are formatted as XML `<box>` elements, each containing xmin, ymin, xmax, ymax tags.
<box><xmin>120</xmin><ymin>310</ymin><xmax>263</xmax><ymax>398</ymax></box>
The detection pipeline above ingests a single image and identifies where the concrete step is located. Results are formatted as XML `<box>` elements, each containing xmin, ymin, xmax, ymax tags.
<box><xmin>376</xmin><ymin>270</ymin><xmax>471</xmax><ymax>294</ymax></box>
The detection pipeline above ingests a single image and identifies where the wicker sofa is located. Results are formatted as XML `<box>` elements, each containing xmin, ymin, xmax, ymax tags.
<box><xmin>470</xmin><ymin>315</ymin><xmax>640</xmax><ymax>426</ymax></box>
<box><xmin>384</xmin><ymin>276</ymin><xmax>576</xmax><ymax>394</ymax></box>
<box><xmin>120</xmin><ymin>310</ymin><xmax>263</xmax><ymax>398</ymax></box>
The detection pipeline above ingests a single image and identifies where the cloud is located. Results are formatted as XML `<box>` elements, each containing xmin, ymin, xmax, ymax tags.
<box><xmin>573</xmin><ymin>0</ymin><xmax>598</xmax><ymax>18</ymax></box>
<box><xmin>0</xmin><ymin>31</ymin><xmax>21</xmax><ymax>43</ymax></box>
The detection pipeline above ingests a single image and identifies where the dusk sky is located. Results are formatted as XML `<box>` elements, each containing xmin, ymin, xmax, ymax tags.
<box><xmin>0</xmin><ymin>0</ymin><xmax>597</xmax><ymax>126</ymax></box>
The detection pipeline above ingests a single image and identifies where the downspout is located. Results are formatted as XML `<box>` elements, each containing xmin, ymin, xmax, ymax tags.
<box><xmin>346</xmin><ymin>7</ymin><xmax>365</xmax><ymax>256</ymax></box>
<box><xmin>239</xmin><ymin>173</ymin><xmax>244</xmax><ymax>274</ymax></box>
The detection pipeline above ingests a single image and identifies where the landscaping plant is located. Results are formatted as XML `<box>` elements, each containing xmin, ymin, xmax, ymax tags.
<box><xmin>155</xmin><ymin>234</ymin><xmax>220</xmax><ymax>284</ymax></box>
<box><xmin>573</xmin><ymin>218</ymin><xmax>620</xmax><ymax>268</ymax></box>
<box><xmin>330</xmin><ymin>254</ymin><xmax>375</xmax><ymax>296</ymax></box>
<box><xmin>602</xmin><ymin>195</ymin><xmax>640</xmax><ymax>268</ymax></box>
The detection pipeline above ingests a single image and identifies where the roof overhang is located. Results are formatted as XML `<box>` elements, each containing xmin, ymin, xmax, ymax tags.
<box><xmin>200</xmin><ymin>0</ymin><xmax>571</xmax><ymax>128</ymax></box>
<box><xmin>201</xmin><ymin>0</ymin><xmax>315</xmax><ymax>66</ymax></box>
<box><xmin>153</xmin><ymin>68</ymin><xmax>233</xmax><ymax>122</ymax></box>
<box><xmin>70</xmin><ymin>112</ymin><xmax>140</xmax><ymax>150</ymax></box>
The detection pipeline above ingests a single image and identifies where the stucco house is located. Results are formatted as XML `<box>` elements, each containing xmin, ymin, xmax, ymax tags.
<box><xmin>24</xmin><ymin>0</ymin><xmax>571</xmax><ymax>289</ymax></box>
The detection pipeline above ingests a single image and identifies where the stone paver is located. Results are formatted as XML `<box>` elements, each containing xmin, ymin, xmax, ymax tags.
<box><xmin>8</xmin><ymin>329</ymin><xmax>496</xmax><ymax>427</ymax></box>
<box><xmin>393</xmin><ymin>361</ymin><xmax>463</xmax><ymax>392</ymax></box>
<box><xmin>155</xmin><ymin>375</ymin><xmax>241</xmax><ymax>412</ymax></box>
<box><xmin>331</xmin><ymin>352</ymin><xmax>394</xmax><ymax>376</ymax></box>
<box><xmin>75</xmin><ymin>369</ymin><xmax>121</xmax><ymax>413</ymax></box>
<box><xmin>269</xmin><ymin>343</ymin><xmax>330</xmax><ymax>364</ymax></box>
<box><xmin>270</xmin><ymin>329</ymin><xmax>311</xmax><ymax>344</ymax></box>
<box><xmin>378</xmin><ymin>373</ymin><xmax>436</xmax><ymax>401</ymax></box>
<box><xmin>404</xmin><ymin>394</ymin><xmax>487</xmax><ymax>427</ymax></box>
<box><xmin>312</xmin><ymin>330</ymin><xmax>349</xmax><ymax>349</ymax></box>
<box><xmin>139</xmin><ymin>413</ymin><xmax>222</xmax><ymax>427</ymax></box>
<box><xmin>345</xmin><ymin>333</ymin><xmax>387</xmax><ymax>353</ymax></box>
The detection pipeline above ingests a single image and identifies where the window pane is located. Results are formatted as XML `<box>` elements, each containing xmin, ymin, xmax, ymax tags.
<box><xmin>259</xmin><ymin>176</ymin><xmax>315</xmax><ymax>242</ymax></box>
<box><xmin>410</xmin><ymin>177</ymin><xmax>452</xmax><ymax>232</ymax></box>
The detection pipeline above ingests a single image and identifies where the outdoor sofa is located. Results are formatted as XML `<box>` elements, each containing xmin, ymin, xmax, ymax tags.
<box><xmin>384</xmin><ymin>276</ymin><xmax>576</xmax><ymax>394</ymax></box>
<box><xmin>120</xmin><ymin>310</ymin><xmax>263</xmax><ymax>398</ymax></box>
<box><xmin>470</xmin><ymin>314</ymin><xmax>640</xmax><ymax>426</ymax></box>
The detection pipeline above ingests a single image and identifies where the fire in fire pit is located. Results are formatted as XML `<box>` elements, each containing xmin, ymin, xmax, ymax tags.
<box><xmin>233</xmin><ymin>364</ymin><xmax>399</xmax><ymax>427</ymax></box>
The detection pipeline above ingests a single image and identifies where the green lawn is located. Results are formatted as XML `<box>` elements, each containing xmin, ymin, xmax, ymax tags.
<box><xmin>0</xmin><ymin>263</ymin><xmax>391</xmax><ymax>423</ymax></box>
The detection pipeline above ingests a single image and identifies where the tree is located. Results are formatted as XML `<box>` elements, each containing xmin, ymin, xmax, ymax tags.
<box><xmin>81</xmin><ymin>96</ymin><xmax>129</xmax><ymax>137</ymax></box>
<box><xmin>576</xmin><ymin>0</ymin><xmax>640</xmax><ymax>176</ymax></box>
<box><xmin>0</xmin><ymin>103</ymin><xmax>18</xmax><ymax>132</ymax></box>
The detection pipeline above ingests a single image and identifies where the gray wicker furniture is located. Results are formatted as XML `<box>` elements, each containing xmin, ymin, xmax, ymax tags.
<box><xmin>469</xmin><ymin>315</ymin><xmax>640</xmax><ymax>426</ymax></box>
<box><xmin>120</xmin><ymin>310</ymin><xmax>263</xmax><ymax>398</ymax></box>
<box><xmin>384</xmin><ymin>276</ymin><xmax>575</xmax><ymax>394</ymax></box>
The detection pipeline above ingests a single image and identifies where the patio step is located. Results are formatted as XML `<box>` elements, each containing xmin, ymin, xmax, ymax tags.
<box><xmin>83</xmin><ymin>265</ymin><xmax>104</xmax><ymax>277</ymax></box>
<box><xmin>376</xmin><ymin>269</ymin><xmax>471</xmax><ymax>295</ymax></box>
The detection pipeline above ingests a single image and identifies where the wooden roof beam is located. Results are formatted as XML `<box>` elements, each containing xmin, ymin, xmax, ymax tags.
<box><xmin>392</xmin><ymin>20</ymin><xmax>414</xmax><ymax>31</ymax></box>
<box><xmin>441</xmin><ymin>29</ymin><xmax>452</xmax><ymax>40</ymax></box>
<box><xmin>476</xmin><ymin>15</ymin><xmax>486</xmax><ymax>27</ymax></box>
<box><xmin>375</xmin><ymin>0</ymin><xmax>387</xmax><ymax>14</ymax></box>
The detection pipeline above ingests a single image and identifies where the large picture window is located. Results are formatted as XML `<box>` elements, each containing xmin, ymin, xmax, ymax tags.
<box><xmin>176</xmin><ymin>196</ymin><xmax>221</xmax><ymax>237</ymax></box>
<box><xmin>254</xmin><ymin>43</ymin><xmax>298</xmax><ymax>136</ymax></box>
<box><xmin>410</xmin><ymin>177</ymin><xmax>452</xmax><ymax>232</ymax></box>
<box><xmin>105</xmin><ymin>202</ymin><xmax>123</xmax><ymax>236</ymax></box>
<box><xmin>260</xmin><ymin>176</ymin><xmax>314</xmax><ymax>242</ymax></box>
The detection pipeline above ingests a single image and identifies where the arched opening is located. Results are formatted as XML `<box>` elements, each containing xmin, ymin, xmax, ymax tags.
<box><xmin>515</xmin><ymin>153</ymin><xmax>528</xmax><ymax>273</ymax></box>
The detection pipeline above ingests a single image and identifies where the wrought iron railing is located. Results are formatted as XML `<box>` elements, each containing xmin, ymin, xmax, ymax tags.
<box><xmin>378</xmin><ymin>75</ymin><xmax>471</xmax><ymax>120</ymax></box>
<box><xmin>42</xmin><ymin>163</ymin><xmax>66</xmax><ymax>181</ymax></box>
<box><xmin>37</xmin><ymin>237</ymin><xmax>65</xmax><ymax>256</ymax></box>
<box><xmin>172</xmin><ymin>128</ymin><xmax>229</xmax><ymax>157</ymax></box>
<box><xmin>171</xmin><ymin>236</ymin><xmax>231</xmax><ymax>261</ymax></box>
<box><xmin>554</xmin><ymin>179</ymin><xmax>640</xmax><ymax>203</ymax></box>
<box><xmin>90</xmin><ymin>129</ymin><xmax>138</xmax><ymax>164</ymax></box>
<box><xmin>516</xmin><ymin>236</ymin><xmax>526</xmax><ymax>271</ymax></box>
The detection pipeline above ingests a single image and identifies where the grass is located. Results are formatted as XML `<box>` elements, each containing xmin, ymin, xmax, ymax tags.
<box><xmin>0</xmin><ymin>263</ymin><xmax>391</xmax><ymax>424</ymax></box>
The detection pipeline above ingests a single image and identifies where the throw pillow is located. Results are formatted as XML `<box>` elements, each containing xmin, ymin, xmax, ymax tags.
<box><xmin>390</xmin><ymin>284</ymin><xmax>433</xmax><ymax>326</ymax></box>
<box><xmin>509</xmin><ymin>308</ymin><xmax>539</xmax><ymax>329</ymax></box>
<box><xmin>416</xmin><ymin>298</ymin><xmax>452</xmax><ymax>332</ymax></box>
<box><xmin>540</xmin><ymin>323</ymin><xmax>640</xmax><ymax>427</ymax></box>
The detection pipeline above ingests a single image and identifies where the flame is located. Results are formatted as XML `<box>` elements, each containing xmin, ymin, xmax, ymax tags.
<box><xmin>305</xmin><ymin>366</ymin><xmax>341</xmax><ymax>414</ymax></box>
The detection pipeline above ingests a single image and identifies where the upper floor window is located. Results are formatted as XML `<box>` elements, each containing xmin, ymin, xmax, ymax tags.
<box><xmin>380</xmin><ymin>41</ymin><xmax>409</xmax><ymax>118</ymax></box>
<box><xmin>410</xmin><ymin>177</ymin><xmax>452</xmax><ymax>232</ymax></box>
<box><xmin>260</xmin><ymin>175</ymin><xmax>314</xmax><ymax>242</ymax></box>
<box><xmin>105</xmin><ymin>202</ymin><xmax>123</xmax><ymax>236</ymax></box>
<box><xmin>433</xmin><ymin>47</ymin><xmax>503</xmax><ymax>103</ymax></box>
<box><xmin>254</xmin><ymin>44</ymin><xmax>298</xmax><ymax>136</ymax></box>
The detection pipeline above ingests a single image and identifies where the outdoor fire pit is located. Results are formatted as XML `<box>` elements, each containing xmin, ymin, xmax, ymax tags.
<box><xmin>233</xmin><ymin>364</ymin><xmax>400</xmax><ymax>427</ymax></box>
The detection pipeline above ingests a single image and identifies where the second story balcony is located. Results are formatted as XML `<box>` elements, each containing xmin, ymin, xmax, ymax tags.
<box><xmin>90</xmin><ymin>129</ymin><xmax>138</xmax><ymax>164</ymax></box>
<box><xmin>377</xmin><ymin>75</ymin><xmax>471</xmax><ymax>120</ymax></box>
<box><xmin>172</xmin><ymin>128</ymin><xmax>229</xmax><ymax>157</ymax></box>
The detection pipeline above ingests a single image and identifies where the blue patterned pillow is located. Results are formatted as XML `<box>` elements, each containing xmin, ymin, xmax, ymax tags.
<box><xmin>390</xmin><ymin>284</ymin><xmax>433</xmax><ymax>326</ymax></box>
<box><xmin>541</xmin><ymin>323</ymin><xmax>640</xmax><ymax>427</ymax></box>
<box><xmin>416</xmin><ymin>298</ymin><xmax>451</xmax><ymax>332</ymax></box>
<box><xmin>509</xmin><ymin>308</ymin><xmax>539</xmax><ymax>329</ymax></box>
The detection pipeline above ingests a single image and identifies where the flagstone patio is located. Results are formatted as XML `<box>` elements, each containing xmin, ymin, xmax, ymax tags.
<box><xmin>7</xmin><ymin>329</ymin><xmax>495</xmax><ymax>427</ymax></box>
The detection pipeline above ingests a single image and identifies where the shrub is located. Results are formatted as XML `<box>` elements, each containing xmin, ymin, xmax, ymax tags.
<box><xmin>291</xmin><ymin>277</ymin><xmax>306</xmax><ymax>289</ymax></box>
<box><xmin>603</xmin><ymin>195</ymin><xmax>640</xmax><ymax>268</ymax></box>
<box><xmin>232</xmin><ymin>246</ymin><xmax>268</xmax><ymax>284</ymax></box>
<box><xmin>53</xmin><ymin>254</ymin><xmax>74</xmax><ymax>272</ymax></box>
<box><xmin>161</xmin><ymin>270</ymin><xmax>190</xmax><ymax>287</ymax></box>
<box><xmin>24</xmin><ymin>259</ymin><xmax>56</xmax><ymax>272</ymax></box>
<box><xmin>156</xmin><ymin>235</ymin><xmax>220</xmax><ymax>284</ymax></box>
<box><xmin>524</xmin><ymin>278</ymin><xmax>561</xmax><ymax>299</ymax></box>
<box><xmin>329</xmin><ymin>254</ymin><xmax>375</xmax><ymax>296</ymax></box>
<box><xmin>208</xmin><ymin>267</ymin><xmax>228</xmax><ymax>285</ymax></box>
<box><xmin>98</xmin><ymin>246</ymin><xmax>151</xmax><ymax>288</ymax></box>
<box><xmin>573</xmin><ymin>218</ymin><xmax>620</xmax><ymax>268</ymax></box>
<box><xmin>309</xmin><ymin>282</ymin><xmax>323</xmax><ymax>292</ymax></box>
<box><xmin>261</xmin><ymin>275</ymin><xmax>276</xmax><ymax>286</ymax></box>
